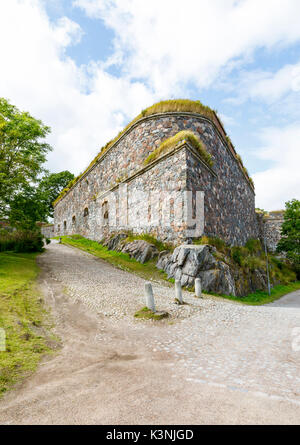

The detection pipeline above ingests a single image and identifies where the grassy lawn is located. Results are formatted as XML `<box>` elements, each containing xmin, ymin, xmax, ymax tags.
<box><xmin>56</xmin><ymin>235</ymin><xmax>299</xmax><ymax>306</ymax></box>
<box><xmin>0</xmin><ymin>252</ymin><xmax>55</xmax><ymax>396</ymax></box>
<box><xmin>56</xmin><ymin>235</ymin><xmax>173</xmax><ymax>285</ymax></box>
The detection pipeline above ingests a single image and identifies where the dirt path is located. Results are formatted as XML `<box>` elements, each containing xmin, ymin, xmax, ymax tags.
<box><xmin>0</xmin><ymin>241</ymin><xmax>300</xmax><ymax>425</ymax></box>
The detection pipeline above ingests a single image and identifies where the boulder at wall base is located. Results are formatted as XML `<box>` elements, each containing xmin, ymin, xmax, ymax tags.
<box><xmin>102</xmin><ymin>233</ymin><xmax>159</xmax><ymax>264</ymax></box>
<box><xmin>121</xmin><ymin>240</ymin><xmax>159</xmax><ymax>263</ymax></box>
<box><xmin>198</xmin><ymin>262</ymin><xmax>236</xmax><ymax>296</ymax></box>
<box><xmin>156</xmin><ymin>244</ymin><xmax>237</xmax><ymax>296</ymax></box>
<box><xmin>103</xmin><ymin>232</ymin><xmax>127</xmax><ymax>251</ymax></box>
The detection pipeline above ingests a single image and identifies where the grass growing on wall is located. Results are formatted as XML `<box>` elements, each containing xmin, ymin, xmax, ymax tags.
<box><xmin>144</xmin><ymin>130</ymin><xmax>214</xmax><ymax>167</ymax></box>
<box><xmin>124</xmin><ymin>232</ymin><xmax>174</xmax><ymax>252</ymax></box>
<box><xmin>0</xmin><ymin>252</ymin><xmax>54</xmax><ymax>396</ymax></box>
<box><xmin>53</xmin><ymin>99</ymin><xmax>254</xmax><ymax>206</ymax></box>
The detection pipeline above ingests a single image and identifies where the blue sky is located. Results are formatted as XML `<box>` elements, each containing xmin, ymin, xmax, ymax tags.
<box><xmin>1</xmin><ymin>0</ymin><xmax>300</xmax><ymax>210</ymax></box>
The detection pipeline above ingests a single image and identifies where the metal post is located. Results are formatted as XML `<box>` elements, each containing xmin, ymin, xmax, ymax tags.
<box><xmin>264</xmin><ymin>226</ymin><xmax>271</xmax><ymax>296</ymax></box>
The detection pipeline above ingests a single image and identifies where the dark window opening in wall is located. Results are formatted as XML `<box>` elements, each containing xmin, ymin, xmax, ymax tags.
<box><xmin>192</xmin><ymin>191</ymin><xmax>196</xmax><ymax>219</ymax></box>
<box><xmin>57</xmin><ymin>224</ymin><xmax>60</xmax><ymax>232</ymax></box>
<box><xmin>84</xmin><ymin>207</ymin><xmax>89</xmax><ymax>217</ymax></box>
<box><xmin>102</xmin><ymin>201</ymin><xmax>109</xmax><ymax>224</ymax></box>
<box><xmin>72</xmin><ymin>215</ymin><xmax>76</xmax><ymax>224</ymax></box>
<box><xmin>64</xmin><ymin>221</ymin><xmax>67</xmax><ymax>230</ymax></box>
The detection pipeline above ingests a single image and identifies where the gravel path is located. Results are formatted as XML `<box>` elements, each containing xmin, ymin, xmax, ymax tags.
<box><xmin>0</xmin><ymin>241</ymin><xmax>300</xmax><ymax>424</ymax></box>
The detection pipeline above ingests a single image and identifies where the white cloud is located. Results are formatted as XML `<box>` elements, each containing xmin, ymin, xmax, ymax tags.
<box><xmin>226</xmin><ymin>61</ymin><xmax>300</xmax><ymax>105</ymax></box>
<box><xmin>253</xmin><ymin>124</ymin><xmax>300</xmax><ymax>210</ymax></box>
<box><xmin>1</xmin><ymin>0</ymin><xmax>300</xmax><ymax>213</ymax></box>
<box><xmin>74</xmin><ymin>0</ymin><xmax>300</xmax><ymax>95</ymax></box>
<box><xmin>0</xmin><ymin>0</ymin><xmax>155</xmax><ymax>175</ymax></box>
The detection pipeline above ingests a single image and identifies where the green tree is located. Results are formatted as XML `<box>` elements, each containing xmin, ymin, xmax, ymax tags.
<box><xmin>9</xmin><ymin>185</ymin><xmax>48</xmax><ymax>231</ymax></box>
<box><xmin>277</xmin><ymin>199</ymin><xmax>300</xmax><ymax>278</ymax></box>
<box><xmin>0</xmin><ymin>98</ymin><xmax>52</xmax><ymax>219</ymax></box>
<box><xmin>37</xmin><ymin>171</ymin><xmax>74</xmax><ymax>218</ymax></box>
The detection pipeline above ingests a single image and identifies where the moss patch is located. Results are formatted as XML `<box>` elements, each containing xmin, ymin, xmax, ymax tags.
<box><xmin>144</xmin><ymin>130</ymin><xmax>213</xmax><ymax>167</ymax></box>
<box><xmin>134</xmin><ymin>307</ymin><xmax>169</xmax><ymax>320</ymax></box>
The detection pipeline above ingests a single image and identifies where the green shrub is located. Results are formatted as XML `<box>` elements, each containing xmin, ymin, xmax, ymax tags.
<box><xmin>0</xmin><ymin>230</ymin><xmax>44</xmax><ymax>253</ymax></box>
<box><xmin>209</xmin><ymin>237</ymin><xmax>227</xmax><ymax>253</ymax></box>
<box><xmin>242</xmin><ymin>255</ymin><xmax>265</xmax><ymax>270</ymax></box>
<box><xmin>193</xmin><ymin>235</ymin><xmax>228</xmax><ymax>254</ymax></box>
<box><xmin>245</xmin><ymin>238</ymin><xmax>263</xmax><ymax>254</ymax></box>
<box><xmin>231</xmin><ymin>246</ymin><xmax>247</xmax><ymax>266</ymax></box>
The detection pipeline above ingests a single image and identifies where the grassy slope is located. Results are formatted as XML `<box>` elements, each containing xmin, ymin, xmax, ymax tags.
<box><xmin>57</xmin><ymin>235</ymin><xmax>299</xmax><ymax>305</ymax></box>
<box><xmin>57</xmin><ymin>235</ymin><xmax>173</xmax><ymax>285</ymax></box>
<box><xmin>0</xmin><ymin>252</ymin><xmax>54</xmax><ymax>396</ymax></box>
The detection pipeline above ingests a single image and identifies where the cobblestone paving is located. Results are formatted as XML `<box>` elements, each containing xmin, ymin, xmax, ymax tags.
<box><xmin>43</xmin><ymin>241</ymin><xmax>300</xmax><ymax>407</ymax></box>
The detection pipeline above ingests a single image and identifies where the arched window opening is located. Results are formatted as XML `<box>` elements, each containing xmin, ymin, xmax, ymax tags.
<box><xmin>102</xmin><ymin>201</ymin><xmax>109</xmax><ymax>224</ymax></box>
<box><xmin>64</xmin><ymin>221</ymin><xmax>67</xmax><ymax>230</ymax></box>
<box><xmin>72</xmin><ymin>215</ymin><xmax>76</xmax><ymax>224</ymax></box>
<box><xmin>84</xmin><ymin>207</ymin><xmax>89</xmax><ymax>217</ymax></box>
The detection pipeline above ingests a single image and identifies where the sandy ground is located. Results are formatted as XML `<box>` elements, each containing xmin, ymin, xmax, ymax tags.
<box><xmin>0</xmin><ymin>241</ymin><xmax>300</xmax><ymax>425</ymax></box>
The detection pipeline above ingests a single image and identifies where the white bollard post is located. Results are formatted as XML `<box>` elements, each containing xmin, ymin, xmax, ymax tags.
<box><xmin>175</xmin><ymin>280</ymin><xmax>183</xmax><ymax>304</ymax></box>
<box><xmin>145</xmin><ymin>282</ymin><xmax>156</xmax><ymax>312</ymax></box>
<box><xmin>195</xmin><ymin>278</ymin><xmax>202</xmax><ymax>298</ymax></box>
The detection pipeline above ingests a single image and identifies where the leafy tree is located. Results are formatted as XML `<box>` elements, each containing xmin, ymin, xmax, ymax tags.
<box><xmin>9</xmin><ymin>185</ymin><xmax>48</xmax><ymax>230</ymax></box>
<box><xmin>277</xmin><ymin>199</ymin><xmax>300</xmax><ymax>278</ymax></box>
<box><xmin>0</xmin><ymin>98</ymin><xmax>51</xmax><ymax>219</ymax></box>
<box><xmin>37</xmin><ymin>171</ymin><xmax>74</xmax><ymax>218</ymax></box>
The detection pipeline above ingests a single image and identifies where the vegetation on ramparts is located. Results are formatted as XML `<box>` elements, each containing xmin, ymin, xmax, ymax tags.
<box><xmin>144</xmin><ymin>130</ymin><xmax>213</xmax><ymax>167</ymax></box>
<box><xmin>54</xmin><ymin>99</ymin><xmax>254</xmax><ymax>206</ymax></box>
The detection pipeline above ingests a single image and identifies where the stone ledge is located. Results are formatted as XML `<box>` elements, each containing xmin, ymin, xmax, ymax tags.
<box><xmin>94</xmin><ymin>141</ymin><xmax>216</xmax><ymax>202</ymax></box>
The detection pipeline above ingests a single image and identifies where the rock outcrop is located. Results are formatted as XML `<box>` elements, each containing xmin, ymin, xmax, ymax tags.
<box><xmin>103</xmin><ymin>235</ymin><xmax>272</xmax><ymax>296</ymax></box>
<box><xmin>156</xmin><ymin>244</ymin><xmax>269</xmax><ymax>297</ymax></box>
<box><xmin>103</xmin><ymin>233</ymin><xmax>159</xmax><ymax>264</ymax></box>
<box><xmin>157</xmin><ymin>244</ymin><xmax>236</xmax><ymax>295</ymax></box>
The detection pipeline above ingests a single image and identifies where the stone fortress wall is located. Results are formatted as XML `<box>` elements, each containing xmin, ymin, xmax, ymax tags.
<box><xmin>53</xmin><ymin>111</ymin><xmax>259</xmax><ymax>246</ymax></box>
<box><xmin>260</xmin><ymin>211</ymin><xmax>285</xmax><ymax>252</ymax></box>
